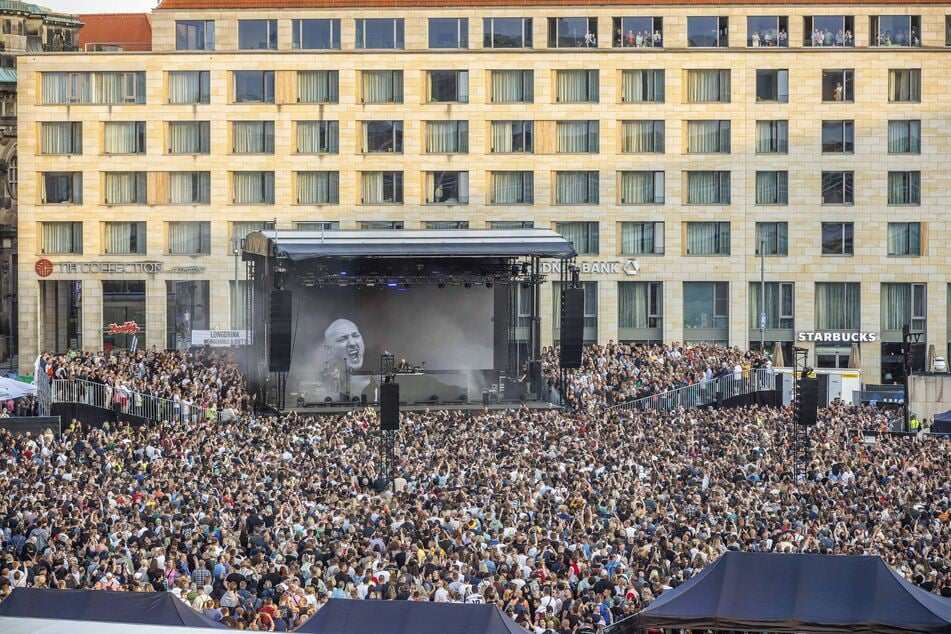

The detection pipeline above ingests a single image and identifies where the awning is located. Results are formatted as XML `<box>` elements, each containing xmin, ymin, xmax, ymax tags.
<box><xmin>243</xmin><ymin>229</ymin><xmax>577</xmax><ymax>261</ymax></box>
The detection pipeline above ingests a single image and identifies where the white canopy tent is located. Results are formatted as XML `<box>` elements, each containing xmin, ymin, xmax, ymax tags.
<box><xmin>0</xmin><ymin>376</ymin><xmax>36</xmax><ymax>400</ymax></box>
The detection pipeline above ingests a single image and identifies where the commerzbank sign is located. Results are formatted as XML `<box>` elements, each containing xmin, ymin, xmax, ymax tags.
<box><xmin>539</xmin><ymin>259</ymin><xmax>640</xmax><ymax>276</ymax></box>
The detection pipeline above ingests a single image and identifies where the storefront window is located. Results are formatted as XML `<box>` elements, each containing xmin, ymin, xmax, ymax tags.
<box><xmin>166</xmin><ymin>281</ymin><xmax>210</xmax><ymax>350</ymax></box>
<box><xmin>102</xmin><ymin>281</ymin><xmax>145</xmax><ymax>351</ymax></box>
<box><xmin>40</xmin><ymin>280</ymin><xmax>82</xmax><ymax>353</ymax></box>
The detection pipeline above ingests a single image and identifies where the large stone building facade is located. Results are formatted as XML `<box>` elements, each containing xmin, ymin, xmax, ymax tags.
<box><xmin>15</xmin><ymin>0</ymin><xmax>951</xmax><ymax>381</ymax></box>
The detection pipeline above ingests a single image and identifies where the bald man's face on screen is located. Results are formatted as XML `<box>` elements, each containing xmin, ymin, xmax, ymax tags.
<box><xmin>324</xmin><ymin>319</ymin><xmax>365</xmax><ymax>370</ymax></box>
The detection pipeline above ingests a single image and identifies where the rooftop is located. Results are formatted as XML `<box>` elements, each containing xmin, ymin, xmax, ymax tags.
<box><xmin>77</xmin><ymin>13</ymin><xmax>152</xmax><ymax>52</ymax></box>
<box><xmin>157</xmin><ymin>0</ymin><xmax>950</xmax><ymax>8</ymax></box>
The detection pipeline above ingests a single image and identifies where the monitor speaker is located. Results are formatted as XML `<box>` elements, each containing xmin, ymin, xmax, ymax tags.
<box><xmin>380</xmin><ymin>382</ymin><xmax>400</xmax><ymax>431</ymax></box>
<box><xmin>268</xmin><ymin>290</ymin><xmax>292</xmax><ymax>373</ymax></box>
<box><xmin>798</xmin><ymin>377</ymin><xmax>819</xmax><ymax>426</ymax></box>
<box><xmin>559</xmin><ymin>287</ymin><xmax>584</xmax><ymax>370</ymax></box>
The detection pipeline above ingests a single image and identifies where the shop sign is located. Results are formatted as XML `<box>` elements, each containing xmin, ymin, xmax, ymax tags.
<box><xmin>191</xmin><ymin>330</ymin><xmax>250</xmax><ymax>347</ymax></box>
<box><xmin>797</xmin><ymin>331</ymin><xmax>878</xmax><ymax>343</ymax></box>
<box><xmin>538</xmin><ymin>259</ymin><xmax>640</xmax><ymax>277</ymax></box>
<box><xmin>106</xmin><ymin>321</ymin><xmax>140</xmax><ymax>336</ymax></box>
<box><xmin>36</xmin><ymin>260</ymin><xmax>207</xmax><ymax>276</ymax></box>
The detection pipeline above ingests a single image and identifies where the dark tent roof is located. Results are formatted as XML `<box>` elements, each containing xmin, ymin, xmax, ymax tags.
<box><xmin>243</xmin><ymin>229</ymin><xmax>577</xmax><ymax>261</ymax></box>
<box><xmin>934</xmin><ymin>409</ymin><xmax>951</xmax><ymax>424</ymax></box>
<box><xmin>0</xmin><ymin>588</ymin><xmax>227</xmax><ymax>629</ymax></box>
<box><xmin>624</xmin><ymin>552</ymin><xmax>951</xmax><ymax>633</ymax></box>
<box><xmin>295</xmin><ymin>598</ymin><xmax>529</xmax><ymax>634</ymax></box>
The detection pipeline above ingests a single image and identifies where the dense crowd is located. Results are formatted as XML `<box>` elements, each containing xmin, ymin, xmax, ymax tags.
<box><xmin>542</xmin><ymin>342</ymin><xmax>770</xmax><ymax>410</ymax></box>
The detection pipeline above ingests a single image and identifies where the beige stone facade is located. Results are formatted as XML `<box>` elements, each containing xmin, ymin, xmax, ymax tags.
<box><xmin>16</xmin><ymin>3</ymin><xmax>951</xmax><ymax>381</ymax></box>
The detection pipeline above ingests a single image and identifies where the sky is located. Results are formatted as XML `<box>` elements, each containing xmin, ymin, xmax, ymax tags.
<box><xmin>38</xmin><ymin>0</ymin><xmax>158</xmax><ymax>12</ymax></box>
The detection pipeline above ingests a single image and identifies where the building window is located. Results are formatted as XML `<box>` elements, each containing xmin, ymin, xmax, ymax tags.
<box><xmin>821</xmin><ymin>222</ymin><xmax>854</xmax><ymax>255</ymax></box>
<box><xmin>169</xmin><ymin>172</ymin><xmax>211</xmax><ymax>204</ymax></box>
<box><xmin>490</xmin><ymin>121</ymin><xmax>533</xmax><ymax>153</ymax></box>
<box><xmin>755</xmin><ymin>171</ymin><xmax>788</xmax><ymax>205</ymax></box>
<box><xmin>755</xmin><ymin>69</ymin><xmax>788</xmax><ymax>102</ymax></box>
<box><xmin>888</xmin><ymin>69</ymin><xmax>921</xmax><ymax>102</ymax></box>
<box><xmin>232</xmin><ymin>121</ymin><xmax>275</xmax><ymax>154</ymax></box>
<box><xmin>620</xmin><ymin>69</ymin><xmax>664</xmax><ymax>103</ymax></box>
<box><xmin>555</xmin><ymin>70</ymin><xmax>599</xmax><ymax>103</ymax></box>
<box><xmin>356</xmin><ymin>18</ymin><xmax>404</xmax><ymax>49</ymax></box>
<box><xmin>43</xmin><ymin>72</ymin><xmax>146</xmax><ymax>105</ymax></box>
<box><xmin>238</xmin><ymin>19</ymin><xmax>277</xmax><ymax>50</ymax></box>
<box><xmin>619</xmin><ymin>171</ymin><xmax>664</xmax><ymax>205</ymax></box>
<box><xmin>748</xmin><ymin>16</ymin><xmax>788</xmax><ymax>47</ymax></box>
<box><xmin>297</xmin><ymin>121</ymin><xmax>339</xmax><ymax>154</ymax></box>
<box><xmin>556</xmin><ymin>221</ymin><xmax>599</xmax><ymax>254</ymax></box>
<box><xmin>620</xmin><ymin>121</ymin><xmax>664</xmax><ymax>153</ymax></box>
<box><xmin>425</xmin><ymin>221</ymin><xmax>469</xmax><ymax>230</ymax></box>
<box><xmin>815</xmin><ymin>282</ymin><xmax>860</xmax><ymax>330</ymax></box>
<box><xmin>756</xmin><ymin>222</ymin><xmax>788</xmax><ymax>256</ymax></box>
<box><xmin>613</xmin><ymin>17</ymin><xmax>663</xmax><ymax>47</ymax></box>
<box><xmin>822</xmin><ymin>120</ymin><xmax>854</xmax><ymax>153</ymax></box>
<box><xmin>686</xmin><ymin>120</ymin><xmax>730</xmax><ymax>153</ymax></box>
<box><xmin>426</xmin><ymin>171</ymin><xmax>468</xmax><ymax>204</ymax></box>
<box><xmin>804</xmin><ymin>16</ymin><xmax>854</xmax><ymax>46</ymax></box>
<box><xmin>686</xmin><ymin>69</ymin><xmax>730</xmax><ymax>103</ymax></box>
<box><xmin>483</xmin><ymin>17</ymin><xmax>532</xmax><ymax>48</ymax></box>
<box><xmin>175</xmin><ymin>20</ymin><xmax>214</xmax><ymax>50</ymax></box>
<box><xmin>104</xmin><ymin>222</ymin><xmax>146</xmax><ymax>255</ymax></box>
<box><xmin>755</xmin><ymin>120</ymin><xmax>788</xmax><ymax>153</ymax></box>
<box><xmin>426</xmin><ymin>121</ymin><xmax>468</xmax><ymax>153</ymax></box>
<box><xmin>888</xmin><ymin>120</ymin><xmax>921</xmax><ymax>154</ymax></box>
<box><xmin>491</xmin><ymin>70</ymin><xmax>533</xmax><ymax>103</ymax></box>
<box><xmin>687</xmin><ymin>16</ymin><xmax>728</xmax><ymax>47</ymax></box>
<box><xmin>882</xmin><ymin>283</ymin><xmax>927</xmax><ymax>337</ymax></box>
<box><xmin>554</xmin><ymin>282</ymin><xmax>598</xmax><ymax>342</ymax></box>
<box><xmin>822</xmin><ymin>70</ymin><xmax>854</xmax><ymax>102</ymax></box>
<box><xmin>428</xmin><ymin>70</ymin><xmax>468</xmax><ymax>103</ymax></box>
<box><xmin>99</xmin><ymin>72</ymin><xmax>146</xmax><ymax>104</ymax></box>
<box><xmin>871</xmin><ymin>15</ymin><xmax>921</xmax><ymax>46</ymax></box>
<box><xmin>40</xmin><ymin>122</ymin><xmax>82</xmax><ymax>155</ymax></box>
<box><xmin>103</xmin><ymin>281</ymin><xmax>145</xmax><ymax>350</ymax></box>
<box><xmin>821</xmin><ymin>171</ymin><xmax>854</xmax><ymax>204</ymax></box>
<box><xmin>168</xmin><ymin>221</ymin><xmax>211</xmax><ymax>255</ymax></box>
<box><xmin>555</xmin><ymin>172</ymin><xmax>599</xmax><ymax>205</ymax></box>
<box><xmin>750</xmin><ymin>282</ymin><xmax>795</xmax><ymax>330</ymax></box>
<box><xmin>429</xmin><ymin>18</ymin><xmax>468</xmax><ymax>49</ymax></box>
<box><xmin>361</xmin><ymin>71</ymin><xmax>403</xmax><ymax>104</ymax></box>
<box><xmin>298</xmin><ymin>70</ymin><xmax>339</xmax><ymax>103</ymax></box>
<box><xmin>362</xmin><ymin>121</ymin><xmax>403</xmax><ymax>153</ymax></box>
<box><xmin>232</xmin><ymin>171</ymin><xmax>275</xmax><ymax>205</ymax></box>
<box><xmin>167</xmin><ymin>71</ymin><xmax>210</xmax><ymax>104</ymax></box>
<box><xmin>683</xmin><ymin>282</ymin><xmax>729</xmax><ymax>333</ymax></box>
<box><xmin>231</xmin><ymin>221</ymin><xmax>274</xmax><ymax>250</ymax></box>
<box><xmin>166</xmin><ymin>281</ymin><xmax>210</xmax><ymax>350</ymax></box>
<box><xmin>42</xmin><ymin>172</ymin><xmax>82</xmax><ymax>204</ymax></box>
<box><xmin>233</xmin><ymin>71</ymin><xmax>274</xmax><ymax>104</ymax></box>
<box><xmin>619</xmin><ymin>282</ymin><xmax>663</xmax><ymax>330</ymax></box>
<box><xmin>491</xmin><ymin>171</ymin><xmax>533</xmax><ymax>204</ymax></box>
<box><xmin>103</xmin><ymin>122</ymin><xmax>146</xmax><ymax>155</ymax></box>
<box><xmin>685</xmin><ymin>222</ymin><xmax>730</xmax><ymax>255</ymax></box>
<box><xmin>168</xmin><ymin>121</ymin><xmax>210</xmax><ymax>154</ymax></box>
<box><xmin>556</xmin><ymin>121</ymin><xmax>599</xmax><ymax>153</ymax></box>
<box><xmin>297</xmin><ymin>172</ymin><xmax>339</xmax><ymax>205</ymax></box>
<box><xmin>888</xmin><ymin>171</ymin><xmax>921</xmax><ymax>205</ymax></box>
<box><xmin>292</xmin><ymin>19</ymin><xmax>340</xmax><ymax>49</ymax></box>
<box><xmin>491</xmin><ymin>220</ymin><xmax>534</xmax><ymax>229</ymax></box>
<box><xmin>359</xmin><ymin>220</ymin><xmax>403</xmax><ymax>230</ymax></box>
<box><xmin>620</xmin><ymin>222</ymin><xmax>664</xmax><ymax>255</ymax></box>
<box><xmin>41</xmin><ymin>221</ymin><xmax>82</xmax><ymax>254</ymax></box>
<box><xmin>548</xmin><ymin>17</ymin><xmax>597</xmax><ymax>48</ymax></box>
<box><xmin>887</xmin><ymin>222</ymin><xmax>921</xmax><ymax>256</ymax></box>
<box><xmin>685</xmin><ymin>171</ymin><xmax>730</xmax><ymax>204</ymax></box>
<box><xmin>361</xmin><ymin>172</ymin><xmax>403</xmax><ymax>204</ymax></box>
<box><xmin>296</xmin><ymin>221</ymin><xmax>339</xmax><ymax>231</ymax></box>
<box><xmin>104</xmin><ymin>172</ymin><xmax>146</xmax><ymax>205</ymax></box>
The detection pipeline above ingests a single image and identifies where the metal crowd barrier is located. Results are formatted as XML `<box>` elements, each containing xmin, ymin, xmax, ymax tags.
<box><xmin>608</xmin><ymin>368</ymin><xmax>775</xmax><ymax>412</ymax></box>
<box><xmin>51</xmin><ymin>378</ymin><xmax>219</xmax><ymax>423</ymax></box>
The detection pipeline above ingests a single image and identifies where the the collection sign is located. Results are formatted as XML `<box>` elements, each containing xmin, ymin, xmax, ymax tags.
<box><xmin>538</xmin><ymin>259</ymin><xmax>640</xmax><ymax>276</ymax></box>
<box><xmin>35</xmin><ymin>259</ymin><xmax>206</xmax><ymax>277</ymax></box>
<box><xmin>797</xmin><ymin>332</ymin><xmax>878</xmax><ymax>343</ymax></box>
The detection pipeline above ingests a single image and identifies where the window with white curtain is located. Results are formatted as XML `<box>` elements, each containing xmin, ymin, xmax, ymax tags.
<box><xmin>425</xmin><ymin>221</ymin><xmax>469</xmax><ymax>230</ymax></box>
<box><xmin>755</xmin><ymin>120</ymin><xmax>788</xmax><ymax>153</ymax></box>
<box><xmin>749</xmin><ymin>282</ymin><xmax>794</xmax><ymax>330</ymax></box>
<box><xmin>887</xmin><ymin>222</ymin><xmax>921</xmax><ymax>256</ymax></box>
<box><xmin>887</xmin><ymin>120</ymin><xmax>921</xmax><ymax>154</ymax></box>
<box><xmin>686</xmin><ymin>171</ymin><xmax>730</xmax><ymax>204</ymax></box>
<box><xmin>428</xmin><ymin>70</ymin><xmax>468</xmax><ymax>103</ymax></box>
<box><xmin>755</xmin><ymin>69</ymin><xmax>788</xmax><ymax>102</ymax></box>
<box><xmin>361</xmin><ymin>172</ymin><xmax>403</xmax><ymax>204</ymax></box>
<box><xmin>755</xmin><ymin>171</ymin><xmax>788</xmax><ymax>205</ymax></box>
<box><xmin>167</xmin><ymin>71</ymin><xmax>210</xmax><ymax>104</ymax></box>
<box><xmin>686</xmin><ymin>69</ymin><xmax>730</xmax><ymax>103</ymax></box>
<box><xmin>233</xmin><ymin>71</ymin><xmax>274</xmax><ymax>103</ymax></box>
<box><xmin>42</xmin><ymin>172</ymin><xmax>82</xmax><ymax>204</ymax></box>
<box><xmin>821</xmin><ymin>222</ymin><xmax>854</xmax><ymax>255</ymax></box>
<box><xmin>95</xmin><ymin>72</ymin><xmax>146</xmax><ymax>104</ymax></box>
<box><xmin>356</xmin><ymin>18</ymin><xmax>404</xmax><ymax>49</ymax></box>
<box><xmin>292</xmin><ymin>19</ymin><xmax>340</xmax><ymax>49</ymax></box>
<box><xmin>297</xmin><ymin>121</ymin><xmax>339</xmax><ymax>154</ymax></box>
<box><xmin>686</xmin><ymin>120</ymin><xmax>731</xmax><ymax>153</ymax></box>
<box><xmin>297</xmin><ymin>172</ymin><xmax>340</xmax><ymax>204</ymax></box>
<box><xmin>230</xmin><ymin>221</ymin><xmax>275</xmax><ymax>250</ymax></box>
<box><xmin>359</xmin><ymin>220</ymin><xmax>404</xmax><ymax>230</ymax></box>
<box><xmin>232</xmin><ymin>121</ymin><xmax>275</xmax><ymax>154</ymax></box>
<box><xmin>167</xmin><ymin>221</ymin><xmax>211</xmax><ymax>255</ymax></box>
<box><xmin>756</xmin><ymin>222</ymin><xmax>788</xmax><ymax>256</ymax></box>
<box><xmin>427</xmin><ymin>171</ymin><xmax>468</xmax><ymax>204</ymax></box>
<box><xmin>557</xmin><ymin>121</ymin><xmax>599</xmax><ymax>153</ymax></box>
<box><xmin>43</xmin><ymin>72</ymin><xmax>145</xmax><ymax>104</ymax></box>
<box><xmin>232</xmin><ymin>172</ymin><xmax>275</xmax><ymax>204</ymax></box>
<box><xmin>490</xmin><ymin>70</ymin><xmax>533</xmax><ymax>102</ymax></box>
<box><xmin>168</xmin><ymin>121</ymin><xmax>210</xmax><ymax>154</ymax></box>
<box><xmin>556</xmin><ymin>221</ymin><xmax>599</xmax><ymax>254</ymax></box>
<box><xmin>881</xmin><ymin>283</ymin><xmax>926</xmax><ymax>332</ymax></box>
<box><xmin>889</xmin><ymin>69</ymin><xmax>921</xmax><ymax>102</ymax></box>
<box><xmin>490</xmin><ymin>121</ymin><xmax>533</xmax><ymax>153</ymax></box>
<box><xmin>619</xmin><ymin>282</ymin><xmax>663</xmax><ymax>330</ymax></box>
<box><xmin>555</xmin><ymin>171</ymin><xmax>599</xmax><ymax>204</ymax></box>
<box><xmin>619</xmin><ymin>171</ymin><xmax>664</xmax><ymax>204</ymax></box>
<box><xmin>297</xmin><ymin>70</ymin><xmax>339</xmax><ymax>103</ymax></box>
<box><xmin>296</xmin><ymin>221</ymin><xmax>340</xmax><ymax>231</ymax></box>
<box><xmin>621</xmin><ymin>121</ymin><xmax>664</xmax><ymax>153</ymax></box>
<box><xmin>361</xmin><ymin>70</ymin><xmax>403</xmax><ymax>103</ymax></box>
<box><xmin>104</xmin><ymin>172</ymin><xmax>147</xmax><ymax>205</ymax></box>
<box><xmin>363</xmin><ymin>121</ymin><xmax>403</xmax><ymax>153</ymax></box>
<box><xmin>103</xmin><ymin>121</ymin><xmax>146</xmax><ymax>154</ymax></box>
<box><xmin>40</xmin><ymin>122</ymin><xmax>82</xmax><ymax>155</ymax></box>
<box><xmin>169</xmin><ymin>172</ymin><xmax>211</xmax><ymax>204</ymax></box>
<box><xmin>490</xmin><ymin>220</ymin><xmax>534</xmax><ymax>229</ymax></box>
<box><xmin>42</xmin><ymin>72</ymin><xmax>85</xmax><ymax>104</ymax></box>
<box><xmin>888</xmin><ymin>171</ymin><xmax>920</xmax><ymax>205</ymax></box>
<box><xmin>821</xmin><ymin>171</ymin><xmax>854</xmax><ymax>204</ymax></box>
<box><xmin>683</xmin><ymin>282</ymin><xmax>729</xmax><ymax>330</ymax></box>
<box><xmin>41</xmin><ymin>221</ymin><xmax>82</xmax><ymax>254</ymax></box>
<box><xmin>685</xmin><ymin>222</ymin><xmax>730</xmax><ymax>255</ymax></box>
<box><xmin>815</xmin><ymin>282</ymin><xmax>860</xmax><ymax>330</ymax></box>
<box><xmin>620</xmin><ymin>222</ymin><xmax>664</xmax><ymax>255</ymax></box>
<box><xmin>620</xmin><ymin>69</ymin><xmax>665</xmax><ymax>103</ymax></box>
<box><xmin>555</xmin><ymin>70</ymin><xmax>599</xmax><ymax>103</ymax></box>
<box><xmin>490</xmin><ymin>171</ymin><xmax>533</xmax><ymax>204</ymax></box>
<box><xmin>104</xmin><ymin>221</ymin><xmax>146</xmax><ymax>254</ymax></box>
<box><xmin>426</xmin><ymin>121</ymin><xmax>468</xmax><ymax>153</ymax></box>
<box><xmin>230</xmin><ymin>280</ymin><xmax>249</xmax><ymax>329</ymax></box>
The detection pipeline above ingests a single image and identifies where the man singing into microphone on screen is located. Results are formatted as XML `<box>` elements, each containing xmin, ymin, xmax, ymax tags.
<box><xmin>321</xmin><ymin>318</ymin><xmax>368</xmax><ymax>401</ymax></box>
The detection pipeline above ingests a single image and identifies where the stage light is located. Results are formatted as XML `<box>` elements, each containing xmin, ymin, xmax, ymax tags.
<box><xmin>387</xmin><ymin>281</ymin><xmax>398</xmax><ymax>288</ymax></box>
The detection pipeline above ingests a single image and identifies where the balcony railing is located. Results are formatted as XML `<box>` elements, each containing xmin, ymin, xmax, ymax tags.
<box><xmin>51</xmin><ymin>378</ymin><xmax>222</xmax><ymax>423</ymax></box>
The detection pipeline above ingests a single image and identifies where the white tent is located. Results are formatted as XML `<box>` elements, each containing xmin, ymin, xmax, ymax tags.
<box><xmin>0</xmin><ymin>617</ymin><xmax>224</xmax><ymax>633</ymax></box>
<box><xmin>0</xmin><ymin>376</ymin><xmax>36</xmax><ymax>400</ymax></box>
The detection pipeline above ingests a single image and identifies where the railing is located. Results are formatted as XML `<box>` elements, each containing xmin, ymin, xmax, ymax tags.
<box><xmin>50</xmin><ymin>378</ymin><xmax>220</xmax><ymax>423</ymax></box>
<box><xmin>608</xmin><ymin>367</ymin><xmax>775</xmax><ymax>412</ymax></box>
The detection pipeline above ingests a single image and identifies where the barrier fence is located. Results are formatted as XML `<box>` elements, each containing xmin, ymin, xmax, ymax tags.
<box><xmin>607</xmin><ymin>368</ymin><xmax>775</xmax><ymax>412</ymax></box>
<box><xmin>51</xmin><ymin>378</ymin><xmax>220</xmax><ymax>423</ymax></box>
